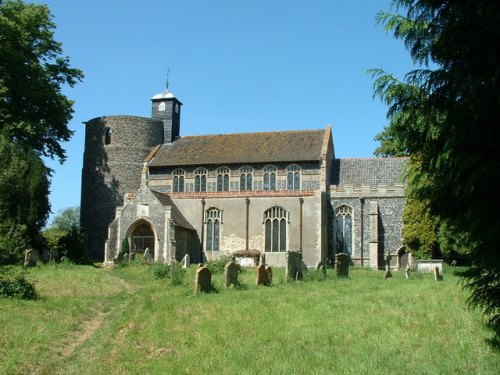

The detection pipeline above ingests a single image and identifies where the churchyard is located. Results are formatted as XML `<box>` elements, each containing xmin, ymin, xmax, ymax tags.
<box><xmin>0</xmin><ymin>262</ymin><xmax>498</xmax><ymax>374</ymax></box>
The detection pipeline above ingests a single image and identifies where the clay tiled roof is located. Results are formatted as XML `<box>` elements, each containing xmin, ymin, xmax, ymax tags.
<box><xmin>331</xmin><ymin>158</ymin><xmax>408</xmax><ymax>187</ymax></box>
<box><xmin>151</xmin><ymin>191</ymin><xmax>195</xmax><ymax>230</ymax></box>
<box><xmin>148</xmin><ymin>129</ymin><xmax>326</xmax><ymax>167</ymax></box>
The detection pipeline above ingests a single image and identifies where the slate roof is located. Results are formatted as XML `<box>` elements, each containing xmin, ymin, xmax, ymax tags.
<box><xmin>148</xmin><ymin>129</ymin><xmax>326</xmax><ymax>167</ymax></box>
<box><xmin>331</xmin><ymin>158</ymin><xmax>408</xmax><ymax>187</ymax></box>
<box><xmin>151</xmin><ymin>191</ymin><xmax>195</xmax><ymax>230</ymax></box>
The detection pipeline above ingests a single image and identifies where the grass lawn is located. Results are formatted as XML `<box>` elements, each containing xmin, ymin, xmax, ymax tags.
<box><xmin>0</xmin><ymin>262</ymin><xmax>498</xmax><ymax>374</ymax></box>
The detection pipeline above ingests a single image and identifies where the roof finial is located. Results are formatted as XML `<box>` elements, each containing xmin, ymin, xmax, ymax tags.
<box><xmin>165</xmin><ymin>69</ymin><xmax>170</xmax><ymax>92</ymax></box>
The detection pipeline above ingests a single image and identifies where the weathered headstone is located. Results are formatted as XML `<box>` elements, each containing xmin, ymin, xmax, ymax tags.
<box><xmin>335</xmin><ymin>253</ymin><xmax>350</xmax><ymax>278</ymax></box>
<box><xmin>181</xmin><ymin>254</ymin><xmax>190</xmax><ymax>268</ymax></box>
<box><xmin>405</xmin><ymin>263</ymin><xmax>411</xmax><ymax>279</ymax></box>
<box><xmin>434</xmin><ymin>266</ymin><xmax>443</xmax><ymax>281</ymax></box>
<box><xmin>384</xmin><ymin>252</ymin><xmax>392</xmax><ymax>279</ymax></box>
<box><xmin>194</xmin><ymin>265</ymin><xmax>212</xmax><ymax>293</ymax></box>
<box><xmin>224</xmin><ymin>259</ymin><xmax>239</xmax><ymax>287</ymax></box>
<box><xmin>143</xmin><ymin>247</ymin><xmax>151</xmax><ymax>262</ymax></box>
<box><xmin>256</xmin><ymin>264</ymin><xmax>270</xmax><ymax>286</ymax></box>
<box><xmin>286</xmin><ymin>251</ymin><xmax>303</xmax><ymax>281</ymax></box>
<box><xmin>24</xmin><ymin>249</ymin><xmax>40</xmax><ymax>268</ymax></box>
<box><xmin>42</xmin><ymin>249</ymin><xmax>50</xmax><ymax>263</ymax></box>
<box><xmin>265</xmin><ymin>265</ymin><xmax>273</xmax><ymax>284</ymax></box>
<box><xmin>317</xmin><ymin>261</ymin><xmax>327</xmax><ymax>278</ymax></box>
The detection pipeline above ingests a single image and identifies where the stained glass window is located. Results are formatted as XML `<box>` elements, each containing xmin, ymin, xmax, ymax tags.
<box><xmin>335</xmin><ymin>205</ymin><xmax>353</xmax><ymax>254</ymax></box>
<box><xmin>286</xmin><ymin>164</ymin><xmax>301</xmax><ymax>190</ymax></box>
<box><xmin>263</xmin><ymin>165</ymin><xmax>277</xmax><ymax>191</ymax></box>
<box><xmin>264</xmin><ymin>206</ymin><xmax>288</xmax><ymax>252</ymax></box>
<box><xmin>206</xmin><ymin>208</ymin><xmax>222</xmax><ymax>251</ymax></box>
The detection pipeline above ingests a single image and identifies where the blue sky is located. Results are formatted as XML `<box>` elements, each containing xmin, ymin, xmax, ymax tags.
<box><xmin>36</xmin><ymin>0</ymin><xmax>413</xmax><ymax>223</ymax></box>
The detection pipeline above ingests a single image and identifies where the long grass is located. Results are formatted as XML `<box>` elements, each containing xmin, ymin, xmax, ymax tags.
<box><xmin>0</xmin><ymin>263</ymin><xmax>498</xmax><ymax>374</ymax></box>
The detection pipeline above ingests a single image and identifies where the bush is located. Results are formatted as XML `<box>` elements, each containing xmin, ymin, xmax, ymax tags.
<box><xmin>150</xmin><ymin>262</ymin><xmax>185</xmax><ymax>286</ymax></box>
<box><xmin>206</xmin><ymin>255</ymin><xmax>232</xmax><ymax>274</ymax></box>
<box><xmin>0</xmin><ymin>268</ymin><xmax>37</xmax><ymax>300</ymax></box>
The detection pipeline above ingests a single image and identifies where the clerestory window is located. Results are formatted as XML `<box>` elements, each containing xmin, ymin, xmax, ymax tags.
<box><xmin>172</xmin><ymin>169</ymin><xmax>185</xmax><ymax>192</ymax></box>
<box><xmin>194</xmin><ymin>167</ymin><xmax>207</xmax><ymax>192</ymax></box>
<box><xmin>263</xmin><ymin>165</ymin><xmax>277</xmax><ymax>191</ymax></box>
<box><xmin>239</xmin><ymin>166</ymin><xmax>253</xmax><ymax>191</ymax></box>
<box><xmin>217</xmin><ymin>166</ymin><xmax>230</xmax><ymax>192</ymax></box>
<box><xmin>286</xmin><ymin>164</ymin><xmax>301</xmax><ymax>190</ymax></box>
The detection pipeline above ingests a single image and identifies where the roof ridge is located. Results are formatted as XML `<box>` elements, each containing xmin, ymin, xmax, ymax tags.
<box><xmin>179</xmin><ymin>128</ymin><xmax>324</xmax><ymax>139</ymax></box>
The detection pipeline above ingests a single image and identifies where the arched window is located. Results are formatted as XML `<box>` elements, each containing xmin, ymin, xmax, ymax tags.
<box><xmin>194</xmin><ymin>167</ymin><xmax>207</xmax><ymax>192</ymax></box>
<box><xmin>264</xmin><ymin>206</ymin><xmax>288</xmax><ymax>252</ymax></box>
<box><xmin>286</xmin><ymin>164</ymin><xmax>301</xmax><ymax>190</ymax></box>
<box><xmin>335</xmin><ymin>205</ymin><xmax>353</xmax><ymax>254</ymax></box>
<box><xmin>263</xmin><ymin>165</ymin><xmax>277</xmax><ymax>191</ymax></box>
<box><xmin>239</xmin><ymin>166</ymin><xmax>253</xmax><ymax>191</ymax></box>
<box><xmin>206</xmin><ymin>207</ymin><xmax>222</xmax><ymax>251</ymax></box>
<box><xmin>131</xmin><ymin>221</ymin><xmax>154</xmax><ymax>253</ymax></box>
<box><xmin>172</xmin><ymin>169</ymin><xmax>185</xmax><ymax>192</ymax></box>
<box><xmin>158</xmin><ymin>102</ymin><xmax>166</xmax><ymax>112</ymax></box>
<box><xmin>217</xmin><ymin>166</ymin><xmax>230</xmax><ymax>192</ymax></box>
<box><xmin>104</xmin><ymin>128</ymin><xmax>112</xmax><ymax>145</ymax></box>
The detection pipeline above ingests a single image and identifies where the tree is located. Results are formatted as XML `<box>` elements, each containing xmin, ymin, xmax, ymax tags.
<box><xmin>371</xmin><ymin>0</ymin><xmax>500</xmax><ymax>333</ymax></box>
<box><xmin>0</xmin><ymin>1</ymin><xmax>82</xmax><ymax>263</ymax></box>
<box><xmin>0</xmin><ymin>0</ymin><xmax>83</xmax><ymax>162</ymax></box>
<box><xmin>48</xmin><ymin>206</ymin><xmax>80</xmax><ymax>232</ymax></box>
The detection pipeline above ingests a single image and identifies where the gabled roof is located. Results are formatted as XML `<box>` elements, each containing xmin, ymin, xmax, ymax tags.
<box><xmin>151</xmin><ymin>191</ymin><xmax>195</xmax><ymax>230</ymax></box>
<box><xmin>331</xmin><ymin>158</ymin><xmax>408</xmax><ymax>187</ymax></box>
<box><xmin>148</xmin><ymin>128</ymin><xmax>328</xmax><ymax>167</ymax></box>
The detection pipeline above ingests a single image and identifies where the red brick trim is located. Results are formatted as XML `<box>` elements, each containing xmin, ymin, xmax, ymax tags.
<box><xmin>170</xmin><ymin>190</ymin><xmax>316</xmax><ymax>199</ymax></box>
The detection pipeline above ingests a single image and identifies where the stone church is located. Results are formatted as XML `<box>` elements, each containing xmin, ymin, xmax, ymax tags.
<box><xmin>80</xmin><ymin>90</ymin><xmax>407</xmax><ymax>268</ymax></box>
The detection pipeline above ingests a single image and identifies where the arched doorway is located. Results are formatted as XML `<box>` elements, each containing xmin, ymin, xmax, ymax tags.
<box><xmin>397</xmin><ymin>246</ymin><xmax>408</xmax><ymax>269</ymax></box>
<box><xmin>130</xmin><ymin>221</ymin><xmax>155</xmax><ymax>254</ymax></box>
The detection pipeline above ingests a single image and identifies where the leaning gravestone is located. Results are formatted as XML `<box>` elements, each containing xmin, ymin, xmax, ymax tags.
<box><xmin>256</xmin><ymin>264</ymin><xmax>270</xmax><ymax>286</ymax></box>
<box><xmin>224</xmin><ymin>259</ymin><xmax>239</xmax><ymax>287</ymax></box>
<box><xmin>384</xmin><ymin>252</ymin><xmax>393</xmax><ymax>279</ymax></box>
<box><xmin>265</xmin><ymin>266</ymin><xmax>273</xmax><ymax>284</ymax></box>
<box><xmin>143</xmin><ymin>247</ymin><xmax>151</xmax><ymax>262</ymax></box>
<box><xmin>194</xmin><ymin>265</ymin><xmax>212</xmax><ymax>293</ymax></box>
<box><xmin>24</xmin><ymin>249</ymin><xmax>40</xmax><ymax>268</ymax></box>
<box><xmin>335</xmin><ymin>253</ymin><xmax>350</xmax><ymax>278</ymax></box>
<box><xmin>181</xmin><ymin>254</ymin><xmax>190</xmax><ymax>268</ymax></box>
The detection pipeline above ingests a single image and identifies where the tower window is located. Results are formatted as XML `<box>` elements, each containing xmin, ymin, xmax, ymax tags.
<box><xmin>104</xmin><ymin>128</ymin><xmax>112</xmax><ymax>145</ymax></box>
<box><xmin>194</xmin><ymin>167</ymin><xmax>208</xmax><ymax>192</ymax></box>
<box><xmin>264</xmin><ymin>206</ymin><xmax>288</xmax><ymax>252</ymax></box>
<box><xmin>159</xmin><ymin>102</ymin><xmax>166</xmax><ymax>112</ymax></box>
<box><xmin>263</xmin><ymin>165</ymin><xmax>277</xmax><ymax>191</ymax></box>
<box><xmin>239</xmin><ymin>166</ymin><xmax>253</xmax><ymax>191</ymax></box>
<box><xmin>217</xmin><ymin>166</ymin><xmax>230</xmax><ymax>192</ymax></box>
<box><xmin>286</xmin><ymin>164</ymin><xmax>301</xmax><ymax>190</ymax></box>
<box><xmin>172</xmin><ymin>168</ymin><xmax>185</xmax><ymax>192</ymax></box>
<box><xmin>335</xmin><ymin>205</ymin><xmax>353</xmax><ymax>255</ymax></box>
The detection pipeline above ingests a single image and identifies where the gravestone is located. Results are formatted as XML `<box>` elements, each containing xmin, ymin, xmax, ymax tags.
<box><xmin>143</xmin><ymin>247</ymin><xmax>151</xmax><ymax>262</ymax></box>
<box><xmin>224</xmin><ymin>259</ymin><xmax>239</xmax><ymax>287</ymax></box>
<box><xmin>286</xmin><ymin>251</ymin><xmax>303</xmax><ymax>281</ymax></box>
<box><xmin>181</xmin><ymin>254</ymin><xmax>190</xmax><ymax>268</ymax></box>
<box><xmin>317</xmin><ymin>261</ymin><xmax>327</xmax><ymax>278</ymax></box>
<box><xmin>434</xmin><ymin>266</ymin><xmax>443</xmax><ymax>281</ymax></box>
<box><xmin>405</xmin><ymin>263</ymin><xmax>411</xmax><ymax>279</ymax></box>
<box><xmin>194</xmin><ymin>265</ymin><xmax>212</xmax><ymax>293</ymax></box>
<box><xmin>24</xmin><ymin>249</ymin><xmax>40</xmax><ymax>268</ymax></box>
<box><xmin>265</xmin><ymin>266</ymin><xmax>273</xmax><ymax>285</ymax></box>
<box><xmin>384</xmin><ymin>252</ymin><xmax>392</xmax><ymax>279</ymax></box>
<box><xmin>335</xmin><ymin>253</ymin><xmax>350</xmax><ymax>278</ymax></box>
<box><xmin>256</xmin><ymin>264</ymin><xmax>270</xmax><ymax>286</ymax></box>
<box><xmin>42</xmin><ymin>249</ymin><xmax>50</xmax><ymax>263</ymax></box>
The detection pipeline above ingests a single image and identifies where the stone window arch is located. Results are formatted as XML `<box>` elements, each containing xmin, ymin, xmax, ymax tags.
<box><xmin>263</xmin><ymin>165</ymin><xmax>277</xmax><ymax>191</ymax></box>
<box><xmin>335</xmin><ymin>205</ymin><xmax>353</xmax><ymax>255</ymax></box>
<box><xmin>194</xmin><ymin>167</ymin><xmax>207</xmax><ymax>192</ymax></box>
<box><xmin>239</xmin><ymin>166</ymin><xmax>253</xmax><ymax>191</ymax></box>
<box><xmin>286</xmin><ymin>164</ymin><xmax>301</xmax><ymax>190</ymax></box>
<box><xmin>205</xmin><ymin>207</ymin><xmax>222</xmax><ymax>251</ymax></box>
<box><xmin>172</xmin><ymin>168</ymin><xmax>185</xmax><ymax>192</ymax></box>
<box><xmin>217</xmin><ymin>166</ymin><xmax>230</xmax><ymax>192</ymax></box>
<box><xmin>264</xmin><ymin>206</ymin><xmax>289</xmax><ymax>252</ymax></box>
<box><xmin>130</xmin><ymin>221</ymin><xmax>155</xmax><ymax>253</ymax></box>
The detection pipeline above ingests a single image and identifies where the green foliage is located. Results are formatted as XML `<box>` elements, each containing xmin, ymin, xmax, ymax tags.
<box><xmin>48</xmin><ymin>207</ymin><xmax>80</xmax><ymax>232</ymax></box>
<box><xmin>150</xmin><ymin>262</ymin><xmax>185</xmax><ymax>285</ymax></box>
<box><xmin>120</xmin><ymin>238</ymin><xmax>129</xmax><ymax>254</ymax></box>
<box><xmin>0</xmin><ymin>223</ymin><xmax>30</xmax><ymax>264</ymax></box>
<box><xmin>0</xmin><ymin>0</ymin><xmax>83</xmax><ymax>162</ymax></box>
<box><xmin>0</xmin><ymin>268</ymin><xmax>37</xmax><ymax>300</ymax></box>
<box><xmin>372</xmin><ymin>0</ymin><xmax>500</xmax><ymax>333</ymax></box>
<box><xmin>205</xmin><ymin>255</ymin><xmax>232</xmax><ymax>274</ymax></box>
<box><xmin>402</xmin><ymin>198</ymin><xmax>440</xmax><ymax>259</ymax></box>
<box><xmin>150</xmin><ymin>263</ymin><xmax>170</xmax><ymax>280</ymax></box>
<box><xmin>58</xmin><ymin>226</ymin><xmax>87</xmax><ymax>264</ymax></box>
<box><xmin>437</xmin><ymin>220</ymin><xmax>473</xmax><ymax>263</ymax></box>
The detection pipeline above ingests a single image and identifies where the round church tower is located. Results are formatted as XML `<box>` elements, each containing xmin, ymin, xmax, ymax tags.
<box><xmin>80</xmin><ymin>115</ymin><xmax>164</xmax><ymax>260</ymax></box>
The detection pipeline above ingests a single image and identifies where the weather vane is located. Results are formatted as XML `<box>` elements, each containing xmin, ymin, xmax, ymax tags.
<box><xmin>165</xmin><ymin>69</ymin><xmax>170</xmax><ymax>92</ymax></box>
